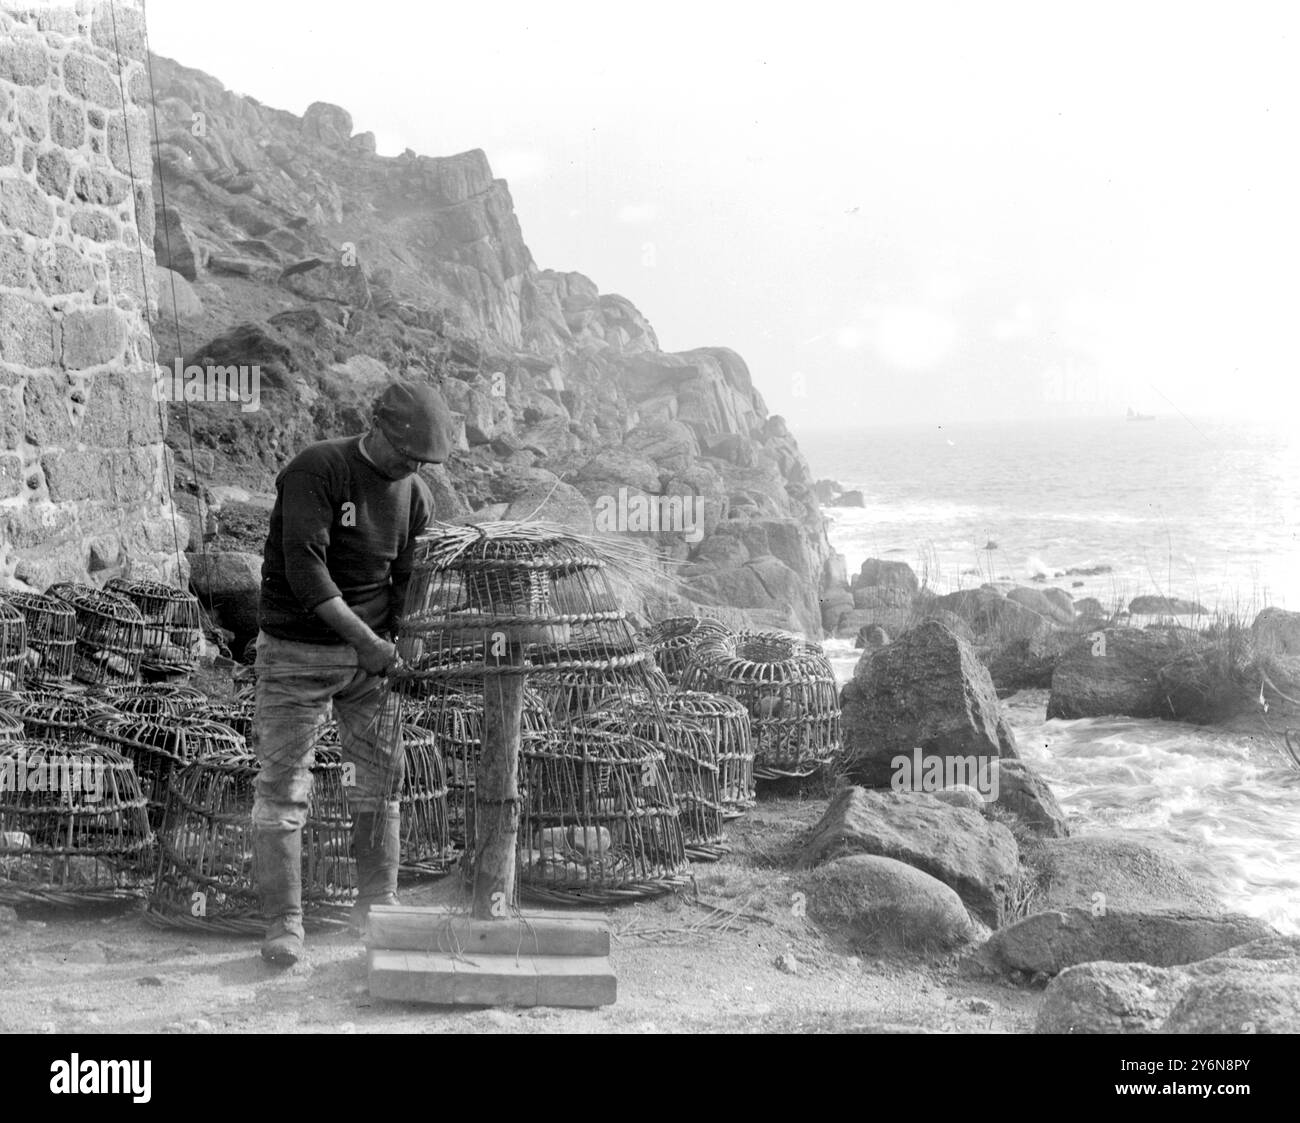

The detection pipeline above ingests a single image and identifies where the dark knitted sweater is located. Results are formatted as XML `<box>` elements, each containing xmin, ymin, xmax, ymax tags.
<box><xmin>258</xmin><ymin>436</ymin><xmax>433</xmax><ymax>644</ymax></box>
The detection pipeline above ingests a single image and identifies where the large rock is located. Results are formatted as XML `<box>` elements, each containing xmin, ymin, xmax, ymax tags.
<box><xmin>188</xmin><ymin>550</ymin><xmax>262</xmax><ymax>638</ymax></box>
<box><xmin>153</xmin><ymin>266</ymin><xmax>202</xmax><ymax>321</ymax></box>
<box><xmin>1251</xmin><ymin>606</ymin><xmax>1300</xmax><ymax>656</ymax></box>
<box><xmin>851</xmin><ymin>558</ymin><xmax>919</xmax><ymax>595</ymax></box>
<box><xmin>1006</xmin><ymin>586</ymin><xmax>1073</xmax><ymax>626</ymax></box>
<box><xmin>1129</xmin><ymin>594</ymin><xmax>1207</xmax><ymax>615</ymax></box>
<box><xmin>994</xmin><ymin>760</ymin><xmax>1069</xmax><ymax>838</ymax></box>
<box><xmin>973</xmin><ymin>907</ymin><xmax>1275</xmax><ymax>977</ymax></box>
<box><xmin>840</xmin><ymin>620</ymin><xmax>1019</xmax><ymax>789</ymax></box>
<box><xmin>1047</xmin><ymin>627</ymin><xmax>1186</xmax><ymax>719</ymax></box>
<box><xmin>1025</xmin><ymin>832</ymin><xmax>1223</xmax><ymax>914</ymax></box>
<box><xmin>1037</xmin><ymin>936</ymin><xmax>1300</xmax><ymax>1034</ymax></box>
<box><xmin>154</xmin><ymin>206</ymin><xmax>200</xmax><ymax>279</ymax></box>
<box><xmin>804</xmin><ymin>854</ymin><xmax>975</xmax><ymax>952</ymax></box>
<box><xmin>798</xmin><ymin>787</ymin><xmax>1020</xmax><ymax>926</ymax></box>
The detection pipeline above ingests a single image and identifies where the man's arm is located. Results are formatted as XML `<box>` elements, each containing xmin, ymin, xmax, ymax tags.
<box><xmin>314</xmin><ymin>597</ymin><xmax>397</xmax><ymax>675</ymax></box>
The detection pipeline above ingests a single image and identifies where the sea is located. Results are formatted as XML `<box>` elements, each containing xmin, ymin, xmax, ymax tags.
<box><xmin>803</xmin><ymin>416</ymin><xmax>1300</xmax><ymax>933</ymax></box>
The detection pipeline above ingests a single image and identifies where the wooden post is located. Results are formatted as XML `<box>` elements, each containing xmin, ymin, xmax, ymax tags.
<box><xmin>473</xmin><ymin>635</ymin><xmax>524</xmax><ymax>919</ymax></box>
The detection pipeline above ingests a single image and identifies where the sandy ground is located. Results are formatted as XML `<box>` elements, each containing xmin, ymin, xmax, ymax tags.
<box><xmin>0</xmin><ymin>797</ymin><xmax>1039</xmax><ymax>1034</ymax></box>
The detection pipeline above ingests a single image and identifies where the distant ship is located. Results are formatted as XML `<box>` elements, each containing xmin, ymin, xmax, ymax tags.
<box><xmin>1126</xmin><ymin>407</ymin><xmax>1156</xmax><ymax>421</ymax></box>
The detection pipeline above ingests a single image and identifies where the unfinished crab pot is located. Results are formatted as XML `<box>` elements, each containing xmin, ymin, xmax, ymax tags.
<box><xmin>89</xmin><ymin>715</ymin><xmax>245</xmax><ymax>829</ymax></box>
<box><xmin>584</xmin><ymin>697</ymin><xmax>728</xmax><ymax>860</ymax></box>
<box><xmin>641</xmin><ymin>616</ymin><xmax>733</xmax><ymax>686</ymax></box>
<box><xmin>0</xmin><ymin>600</ymin><xmax>28</xmax><ymax>692</ymax></box>
<box><xmin>47</xmin><ymin>584</ymin><xmax>146</xmax><ymax>687</ymax></box>
<box><xmin>395</xmin><ymin>522</ymin><xmax>689</xmax><ymax>914</ymax></box>
<box><xmin>519</xmin><ymin>727</ymin><xmax>689</xmax><ymax>903</ymax></box>
<box><xmin>105</xmin><ymin>579</ymin><xmax>203</xmax><ymax>679</ymax></box>
<box><xmin>680</xmin><ymin>630</ymin><xmax>841</xmax><ymax>781</ymax></box>
<box><xmin>0</xmin><ymin>739</ymin><xmax>152</xmax><ymax>906</ymax></box>
<box><xmin>1</xmin><ymin>593</ymin><xmax>75</xmax><ymax>685</ymax></box>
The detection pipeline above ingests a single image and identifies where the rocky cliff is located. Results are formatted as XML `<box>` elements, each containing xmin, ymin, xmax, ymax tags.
<box><xmin>144</xmin><ymin>55</ymin><xmax>845</xmax><ymax>642</ymax></box>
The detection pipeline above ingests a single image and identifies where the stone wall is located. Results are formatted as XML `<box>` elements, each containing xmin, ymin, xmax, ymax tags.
<box><xmin>0</xmin><ymin>0</ymin><xmax>184</xmax><ymax>590</ymax></box>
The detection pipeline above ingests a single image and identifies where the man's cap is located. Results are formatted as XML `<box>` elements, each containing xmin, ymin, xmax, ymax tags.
<box><xmin>373</xmin><ymin>381</ymin><xmax>452</xmax><ymax>462</ymax></box>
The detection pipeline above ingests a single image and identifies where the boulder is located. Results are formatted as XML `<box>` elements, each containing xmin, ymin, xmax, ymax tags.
<box><xmin>1036</xmin><ymin>936</ymin><xmax>1300</xmax><ymax>1034</ymax></box>
<box><xmin>1251</xmin><ymin>606</ymin><xmax>1300</xmax><ymax>656</ymax></box>
<box><xmin>1024</xmin><ymin>832</ymin><xmax>1225</xmax><ymax>915</ymax></box>
<box><xmin>1047</xmin><ymin>627</ymin><xmax>1186</xmax><ymax>719</ymax></box>
<box><xmin>852</xmin><ymin>558</ymin><xmax>919</xmax><ymax>595</ymax></box>
<box><xmin>153</xmin><ymin>266</ymin><xmax>202</xmax><ymax>321</ymax></box>
<box><xmin>840</xmin><ymin>620</ymin><xmax>1019</xmax><ymax>789</ymax></box>
<box><xmin>1006</xmin><ymin>586</ymin><xmax>1073</xmax><ymax>626</ymax></box>
<box><xmin>280</xmin><ymin>258</ymin><xmax>372</xmax><ymax>308</ymax></box>
<box><xmin>798</xmin><ymin>787</ymin><xmax>1020</xmax><ymax>926</ymax></box>
<box><xmin>1074</xmin><ymin>597</ymin><xmax>1106</xmax><ymax>620</ymax></box>
<box><xmin>154</xmin><ymin>207</ymin><xmax>200</xmax><ymax>280</ymax></box>
<box><xmin>819</xmin><ymin>588</ymin><xmax>855</xmax><ymax>634</ymax></box>
<box><xmin>972</xmin><ymin>907</ymin><xmax>1275</xmax><ymax>977</ymax></box>
<box><xmin>1128</xmin><ymin>594</ymin><xmax>1207</xmax><ymax>616</ymax></box>
<box><xmin>828</xmin><ymin>490</ymin><xmax>864</xmax><ymax>507</ymax></box>
<box><xmin>813</xmin><ymin>478</ymin><xmax>841</xmax><ymax>504</ymax></box>
<box><xmin>804</xmin><ymin>854</ymin><xmax>975</xmax><ymax>952</ymax></box>
<box><xmin>846</xmin><ymin>585</ymin><xmax>915</xmax><ymax>636</ymax></box>
<box><xmin>854</xmin><ymin>623</ymin><xmax>890</xmax><ymax>650</ymax></box>
<box><xmin>993</xmin><ymin>760</ymin><xmax>1069</xmax><ymax>838</ymax></box>
<box><xmin>187</xmin><ymin>550</ymin><xmax>261</xmax><ymax>638</ymax></box>
<box><xmin>1036</xmin><ymin>961</ymin><xmax>1185</xmax><ymax>1034</ymax></box>
<box><xmin>903</xmin><ymin>608</ymin><xmax>974</xmax><ymax>644</ymax></box>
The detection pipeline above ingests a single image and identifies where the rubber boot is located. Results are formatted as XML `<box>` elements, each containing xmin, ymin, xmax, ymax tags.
<box><xmin>255</xmin><ymin>826</ymin><xmax>304</xmax><ymax>965</ymax></box>
<box><xmin>350</xmin><ymin>803</ymin><xmax>401</xmax><ymax>936</ymax></box>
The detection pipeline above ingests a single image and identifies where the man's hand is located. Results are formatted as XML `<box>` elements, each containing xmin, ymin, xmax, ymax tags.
<box><xmin>356</xmin><ymin>636</ymin><xmax>399</xmax><ymax>677</ymax></box>
<box><xmin>313</xmin><ymin>597</ymin><xmax>399</xmax><ymax>676</ymax></box>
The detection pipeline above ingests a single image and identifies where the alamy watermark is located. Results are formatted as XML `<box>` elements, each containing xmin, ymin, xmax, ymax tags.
<box><xmin>593</xmin><ymin>487</ymin><xmax>705</xmax><ymax>544</ymax></box>
<box><xmin>890</xmin><ymin>747</ymin><xmax>1000</xmax><ymax>801</ymax></box>
<box><xmin>153</xmin><ymin>359</ymin><xmax>261</xmax><ymax>412</ymax></box>
<box><xmin>0</xmin><ymin>748</ymin><xmax>105</xmax><ymax>803</ymax></box>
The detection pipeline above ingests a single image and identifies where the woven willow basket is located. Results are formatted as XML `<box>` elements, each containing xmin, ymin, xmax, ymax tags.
<box><xmin>47</xmin><ymin>583</ymin><xmax>146</xmax><ymax>687</ymax></box>
<box><xmin>105</xmin><ymin>578</ymin><xmax>203</xmax><ymax>676</ymax></box>
<box><xmin>519</xmin><ymin>727</ymin><xmax>690</xmax><ymax>903</ymax></box>
<box><xmin>680</xmin><ymin>630</ymin><xmax>840</xmax><ymax>780</ymax></box>
<box><xmin>0</xmin><ymin>599</ymin><xmax>28</xmax><ymax>692</ymax></box>
<box><xmin>641</xmin><ymin>615</ymin><xmax>733</xmax><ymax>685</ymax></box>
<box><xmin>1</xmin><ymin>592</ymin><xmax>74</xmax><ymax>684</ymax></box>
<box><xmin>0</xmin><ymin>739</ymin><xmax>152</xmax><ymax>905</ymax></box>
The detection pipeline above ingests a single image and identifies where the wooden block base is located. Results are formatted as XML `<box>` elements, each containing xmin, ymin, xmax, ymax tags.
<box><xmin>368</xmin><ymin>949</ymin><xmax>617</xmax><ymax>1008</ymax></box>
<box><xmin>365</xmin><ymin>905</ymin><xmax>611</xmax><ymax>957</ymax></box>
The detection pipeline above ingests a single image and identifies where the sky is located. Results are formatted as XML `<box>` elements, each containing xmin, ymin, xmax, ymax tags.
<box><xmin>141</xmin><ymin>0</ymin><xmax>1300</xmax><ymax>428</ymax></box>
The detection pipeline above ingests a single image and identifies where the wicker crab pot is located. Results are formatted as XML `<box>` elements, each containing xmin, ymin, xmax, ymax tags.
<box><xmin>396</xmin><ymin>522</ymin><xmax>689</xmax><ymax>912</ymax></box>
<box><xmin>660</xmin><ymin>691</ymin><xmax>755</xmax><ymax>817</ymax></box>
<box><xmin>641</xmin><ymin>616</ymin><xmax>733</xmax><ymax>686</ymax></box>
<box><xmin>680</xmin><ymin>630</ymin><xmax>841</xmax><ymax>780</ymax></box>
<box><xmin>147</xmin><ymin>746</ymin><xmax>357</xmax><ymax>933</ymax></box>
<box><xmin>89</xmin><ymin>714</ymin><xmax>245</xmax><ymax>828</ymax></box>
<box><xmin>0</xmin><ymin>738</ymin><xmax>152</xmax><ymax>905</ymax></box>
<box><xmin>6</xmin><ymin>694</ymin><xmax>118</xmax><ymax>744</ymax></box>
<box><xmin>182</xmin><ymin>698</ymin><xmax>254</xmax><ymax>741</ymax></box>
<box><xmin>0</xmin><ymin>709</ymin><xmax>24</xmax><ymax>741</ymax></box>
<box><xmin>102</xmin><ymin>682</ymin><xmax>208</xmax><ymax>708</ymax></box>
<box><xmin>1</xmin><ymin>592</ymin><xmax>74</xmax><ymax>685</ymax></box>
<box><xmin>105</xmin><ymin>578</ymin><xmax>203</xmax><ymax>679</ymax></box>
<box><xmin>404</xmin><ymin>686</ymin><xmax>549</xmax><ymax>849</ymax></box>
<box><xmin>47</xmin><ymin>583</ymin><xmax>146</xmax><ymax>687</ymax></box>
<box><xmin>0</xmin><ymin>600</ymin><xmax>28</xmax><ymax>692</ymax></box>
<box><xmin>584</xmin><ymin>697</ymin><xmax>728</xmax><ymax>861</ymax></box>
<box><xmin>396</xmin><ymin>723</ymin><xmax>453</xmax><ymax>873</ymax></box>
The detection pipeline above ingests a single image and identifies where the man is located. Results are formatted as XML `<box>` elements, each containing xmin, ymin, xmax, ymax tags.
<box><xmin>252</xmin><ymin>380</ymin><xmax>452</xmax><ymax>965</ymax></box>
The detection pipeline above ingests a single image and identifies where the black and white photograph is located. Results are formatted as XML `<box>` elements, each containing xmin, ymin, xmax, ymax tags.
<box><xmin>0</xmin><ymin>0</ymin><xmax>1297</xmax><ymax>1068</ymax></box>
